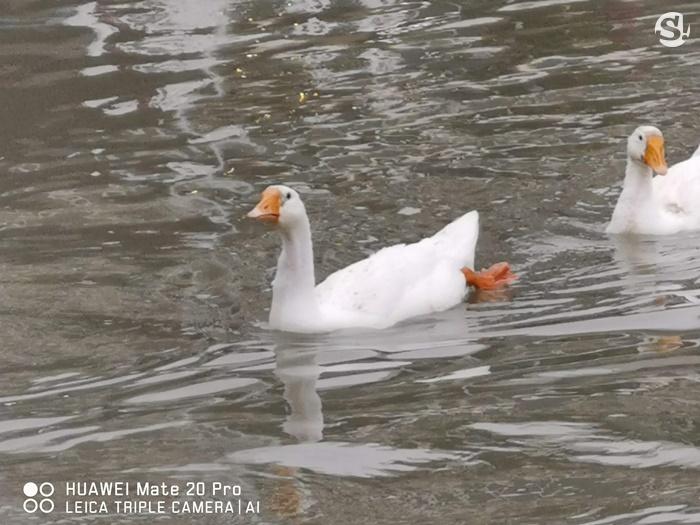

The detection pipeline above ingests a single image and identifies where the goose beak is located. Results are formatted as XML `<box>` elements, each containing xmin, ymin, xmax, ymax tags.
<box><xmin>643</xmin><ymin>135</ymin><xmax>668</xmax><ymax>175</ymax></box>
<box><xmin>247</xmin><ymin>188</ymin><xmax>281</xmax><ymax>223</ymax></box>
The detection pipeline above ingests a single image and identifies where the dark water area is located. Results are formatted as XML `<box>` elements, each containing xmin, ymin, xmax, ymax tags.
<box><xmin>2</xmin><ymin>0</ymin><xmax>700</xmax><ymax>523</ymax></box>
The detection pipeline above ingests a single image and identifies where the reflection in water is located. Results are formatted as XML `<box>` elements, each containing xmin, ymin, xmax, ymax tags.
<box><xmin>275</xmin><ymin>345</ymin><xmax>324</xmax><ymax>443</ymax></box>
<box><xmin>637</xmin><ymin>335</ymin><xmax>684</xmax><ymax>354</ymax></box>
<box><xmin>611</xmin><ymin>234</ymin><xmax>662</xmax><ymax>273</ymax></box>
<box><xmin>63</xmin><ymin>2</ymin><xmax>118</xmax><ymax>58</ymax></box>
<box><xmin>230</xmin><ymin>441</ymin><xmax>462</xmax><ymax>477</ymax></box>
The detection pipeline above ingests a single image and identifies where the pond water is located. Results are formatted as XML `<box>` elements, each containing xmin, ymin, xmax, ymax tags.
<box><xmin>2</xmin><ymin>0</ymin><xmax>700</xmax><ymax>523</ymax></box>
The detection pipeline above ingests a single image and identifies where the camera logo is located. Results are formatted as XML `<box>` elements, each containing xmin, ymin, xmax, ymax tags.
<box><xmin>655</xmin><ymin>12</ymin><xmax>690</xmax><ymax>47</ymax></box>
<box><xmin>23</xmin><ymin>482</ymin><xmax>55</xmax><ymax>514</ymax></box>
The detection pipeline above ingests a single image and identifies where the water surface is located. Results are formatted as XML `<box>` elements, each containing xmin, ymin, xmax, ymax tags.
<box><xmin>2</xmin><ymin>0</ymin><xmax>700</xmax><ymax>523</ymax></box>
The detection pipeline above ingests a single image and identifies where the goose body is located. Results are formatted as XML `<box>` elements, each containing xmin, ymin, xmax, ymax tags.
<box><xmin>315</xmin><ymin>211</ymin><xmax>479</xmax><ymax>330</ymax></box>
<box><xmin>650</xmin><ymin>155</ymin><xmax>700</xmax><ymax>232</ymax></box>
<box><xmin>248</xmin><ymin>185</ymin><xmax>513</xmax><ymax>333</ymax></box>
<box><xmin>607</xmin><ymin>126</ymin><xmax>700</xmax><ymax>235</ymax></box>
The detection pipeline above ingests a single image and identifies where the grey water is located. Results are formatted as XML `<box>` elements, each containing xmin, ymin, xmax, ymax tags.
<box><xmin>1</xmin><ymin>0</ymin><xmax>700</xmax><ymax>523</ymax></box>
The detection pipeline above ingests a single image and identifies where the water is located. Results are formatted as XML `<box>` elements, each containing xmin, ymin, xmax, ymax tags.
<box><xmin>2</xmin><ymin>0</ymin><xmax>700</xmax><ymax>523</ymax></box>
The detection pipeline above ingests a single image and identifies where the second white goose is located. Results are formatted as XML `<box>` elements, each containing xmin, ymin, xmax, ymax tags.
<box><xmin>608</xmin><ymin>126</ymin><xmax>700</xmax><ymax>235</ymax></box>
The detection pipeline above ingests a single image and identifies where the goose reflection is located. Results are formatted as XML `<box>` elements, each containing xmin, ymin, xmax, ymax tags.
<box><xmin>612</xmin><ymin>231</ymin><xmax>700</xmax><ymax>307</ymax></box>
<box><xmin>637</xmin><ymin>334</ymin><xmax>684</xmax><ymax>354</ymax></box>
<box><xmin>267</xmin><ymin>342</ymin><xmax>323</xmax><ymax>520</ymax></box>
<box><xmin>611</xmin><ymin>234</ymin><xmax>663</xmax><ymax>274</ymax></box>
<box><xmin>274</xmin><ymin>344</ymin><xmax>324</xmax><ymax>443</ymax></box>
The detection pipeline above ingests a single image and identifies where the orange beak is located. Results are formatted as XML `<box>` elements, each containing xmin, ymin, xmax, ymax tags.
<box><xmin>247</xmin><ymin>187</ymin><xmax>281</xmax><ymax>223</ymax></box>
<box><xmin>643</xmin><ymin>135</ymin><xmax>668</xmax><ymax>175</ymax></box>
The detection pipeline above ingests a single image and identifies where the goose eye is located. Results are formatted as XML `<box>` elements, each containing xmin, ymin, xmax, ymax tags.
<box><xmin>638</xmin><ymin>134</ymin><xmax>643</xmax><ymax>141</ymax></box>
<box><xmin>286</xmin><ymin>192</ymin><xmax>292</xmax><ymax>200</ymax></box>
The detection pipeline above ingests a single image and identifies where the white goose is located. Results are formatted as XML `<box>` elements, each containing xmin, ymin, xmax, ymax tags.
<box><xmin>248</xmin><ymin>185</ymin><xmax>514</xmax><ymax>333</ymax></box>
<box><xmin>607</xmin><ymin>126</ymin><xmax>700</xmax><ymax>235</ymax></box>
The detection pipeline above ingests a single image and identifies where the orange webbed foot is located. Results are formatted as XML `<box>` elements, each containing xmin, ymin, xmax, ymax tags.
<box><xmin>462</xmin><ymin>262</ymin><xmax>517</xmax><ymax>290</ymax></box>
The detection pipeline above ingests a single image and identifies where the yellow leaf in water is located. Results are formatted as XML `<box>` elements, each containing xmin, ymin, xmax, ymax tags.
<box><xmin>298</xmin><ymin>92</ymin><xmax>306</xmax><ymax>103</ymax></box>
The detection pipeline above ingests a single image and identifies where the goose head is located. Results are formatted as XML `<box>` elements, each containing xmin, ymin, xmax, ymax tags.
<box><xmin>247</xmin><ymin>185</ymin><xmax>307</xmax><ymax>228</ymax></box>
<box><xmin>627</xmin><ymin>125</ymin><xmax>668</xmax><ymax>175</ymax></box>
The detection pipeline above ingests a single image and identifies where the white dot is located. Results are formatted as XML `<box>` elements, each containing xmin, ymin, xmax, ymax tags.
<box><xmin>23</xmin><ymin>482</ymin><xmax>38</xmax><ymax>497</ymax></box>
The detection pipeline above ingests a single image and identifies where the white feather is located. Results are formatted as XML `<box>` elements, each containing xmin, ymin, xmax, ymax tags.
<box><xmin>649</xmin><ymin>155</ymin><xmax>700</xmax><ymax>233</ymax></box>
<box><xmin>315</xmin><ymin>211</ymin><xmax>479</xmax><ymax>329</ymax></box>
